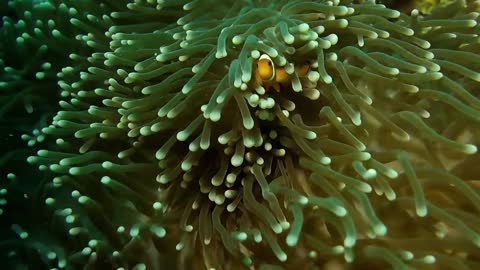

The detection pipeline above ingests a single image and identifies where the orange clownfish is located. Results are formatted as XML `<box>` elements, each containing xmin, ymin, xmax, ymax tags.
<box><xmin>254</xmin><ymin>54</ymin><xmax>310</xmax><ymax>92</ymax></box>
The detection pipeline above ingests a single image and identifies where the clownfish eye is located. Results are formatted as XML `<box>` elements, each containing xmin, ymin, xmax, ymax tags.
<box><xmin>257</xmin><ymin>54</ymin><xmax>275</xmax><ymax>81</ymax></box>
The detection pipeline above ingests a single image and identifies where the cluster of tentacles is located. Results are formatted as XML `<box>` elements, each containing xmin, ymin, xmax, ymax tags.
<box><xmin>1</xmin><ymin>0</ymin><xmax>480</xmax><ymax>269</ymax></box>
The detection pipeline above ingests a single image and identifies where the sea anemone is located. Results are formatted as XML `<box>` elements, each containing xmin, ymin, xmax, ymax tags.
<box><xmin>2</xmin><ymin>0</ymin><xmax>480</xmax><ymax>269</ymax></box>
<box><xmin>414</xmin><ymin>0</ymin><xmax>458</xmax><ymax>14</ymax></box>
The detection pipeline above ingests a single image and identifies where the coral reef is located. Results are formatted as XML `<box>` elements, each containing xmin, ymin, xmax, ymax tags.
<box><xmin>1</xmin><ymin>0</ymin><xmax>480</xmax><ymax>269</ymax></box>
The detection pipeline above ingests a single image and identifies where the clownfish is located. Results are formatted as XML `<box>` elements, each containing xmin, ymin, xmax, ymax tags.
<box><xmin>254</xmin><ymin>54</ymin><xmax>310</xmax><ymax>92</ymax></box>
